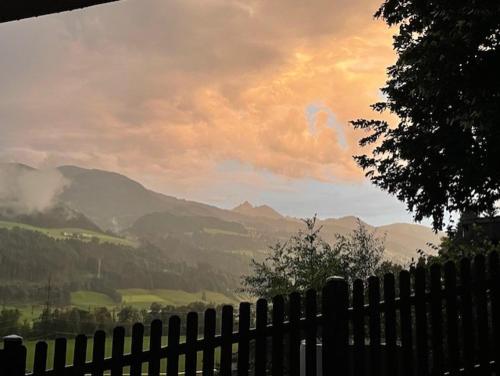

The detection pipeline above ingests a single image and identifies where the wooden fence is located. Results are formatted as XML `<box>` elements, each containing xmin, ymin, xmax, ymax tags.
<box><xmin>1</xmin><ymin>252</ymin><xmax>500</xmax><ymax>376</ymax></box>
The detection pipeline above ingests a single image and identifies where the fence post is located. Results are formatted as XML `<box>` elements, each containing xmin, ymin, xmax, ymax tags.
<box><xmin>2</xmin><ymin>335</ymin><xmax>26</xmax><ymax>376</ymax></box>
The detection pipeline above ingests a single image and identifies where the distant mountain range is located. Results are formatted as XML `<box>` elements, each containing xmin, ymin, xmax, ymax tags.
<box><xmin>1</xmin><ymin>163</ymin><xmax>442</xmax><ymax>272</ymax></box>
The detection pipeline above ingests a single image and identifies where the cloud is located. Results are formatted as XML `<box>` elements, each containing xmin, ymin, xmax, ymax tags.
<box><xmin>0</xmin><ymin>165</ymin><xmax>69</xmax><ymax>215</ymax></box>
<box><xmin>0</xmin><ymin>0</ymin><xmax>395</xmax><ymax>193</ymax></box>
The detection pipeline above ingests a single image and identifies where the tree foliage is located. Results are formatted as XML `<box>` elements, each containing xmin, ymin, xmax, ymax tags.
<box><xmin>241</xmin><ymin>217</ymin><xmax>388</xmax><ymax>299</ymax></box>
<box><xmin>351</xmin><ymin>0</ymin><xmax>500</xmax><ymax>230</ymax></box>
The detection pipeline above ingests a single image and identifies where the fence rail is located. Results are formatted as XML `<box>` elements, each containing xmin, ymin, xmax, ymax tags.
<box><xmin>1</xmin><ymin>252</ymin><xmax>500</xmax><ymax>375</ymax></box>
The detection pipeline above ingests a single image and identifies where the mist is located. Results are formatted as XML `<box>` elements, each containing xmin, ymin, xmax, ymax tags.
<box><xmin>0</xmin><ymin>164</ymin><xmax>68</xmax><ymax>215</ymax></box>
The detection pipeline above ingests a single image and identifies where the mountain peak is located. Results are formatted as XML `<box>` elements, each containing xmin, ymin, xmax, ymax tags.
<box><xmin>232</xmin><ymin>201</ymin><xmax>283</xmax><ymax>219</ymax></box>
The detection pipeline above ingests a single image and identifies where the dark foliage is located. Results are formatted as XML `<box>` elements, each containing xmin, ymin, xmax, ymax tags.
<box><xmin>351</xmin><ymin>0</ymin><xmax>500</xmax><ymax>230</ymax></box>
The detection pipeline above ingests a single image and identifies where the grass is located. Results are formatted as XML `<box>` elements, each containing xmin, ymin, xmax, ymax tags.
<box><xmin>70</xmin><ymin>291</ymin><xmax>118</xmax><ymax>309</ymax></box>
<box><xmin>8</xmin><ymin>289</ymin><xmax>239</xmax><ymax>324</ymax></box>
<box><xmin>0</xmin><ymin>220</ymin><xmax>136</xmax><ymax>247</ymax></box>
<box><xmin>202</xmin><ymin>228</ymin><xmax>250</xmax><ymax>237</ymax></box>
<box><xmin>118</xmin><ymin>289</ymin><xmax>239</xmax><ymax>308</ymax></box>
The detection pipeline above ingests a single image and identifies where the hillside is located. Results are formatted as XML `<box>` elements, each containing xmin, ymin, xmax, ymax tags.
<box><xmin>1</xmin><ymin>163</ymin><xmax>441</xmax><ymax>266</ymax></box>
<box><xmin>232</xmin><ymin>201</ymin><xmax>283</xmax><ymax>219</ymax></box>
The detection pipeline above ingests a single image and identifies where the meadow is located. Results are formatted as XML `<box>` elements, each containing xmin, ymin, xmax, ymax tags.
<box><xmin>0</xmin><ymin>221</ymin><xmax>135</xmax><ymax>247</ymax></box>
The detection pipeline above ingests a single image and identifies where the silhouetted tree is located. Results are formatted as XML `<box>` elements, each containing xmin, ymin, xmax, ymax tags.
<box><xmin>351</xmin><ymin>1</ymin><xmax>500</xmax><ymax>230</ymax></box>
<box><xmin>241</xmin><ymin>217</ymin><xmax>388</xmax><ymax>298</ymax></box>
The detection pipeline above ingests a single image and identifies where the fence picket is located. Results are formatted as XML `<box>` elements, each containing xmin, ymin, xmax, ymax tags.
<box><xmin>489</xmin><ymin>251</ymin><xmax>500</xmax><ymax>376</ymax></box>
<box><xmin>130</xmin><ymin>323</ymin><xmax>144</xmax><ymax>376</ymax></box>
<box><xmin>272</xmin><ymin>295</ymin><xmax>285</xmax><ymax>376</ymax></box>
<box><xmin>289</xmin><ymin>292</ymin><xmax>301</xmax><ymax>376</ymax></box>
<box><xmin>322</xmin><ymin>281</ymin><xmax>334</xmax><ymax>376</ymax></box>
<box><xmin>444</xmin><ymin>261</ymin><xmax>459</xmax><ymax>376</ymax></box>
<box><xmin>73</xmin><ymin>334</ymin><xmax>87</xmax><ymax>376</ymax></box>
<box><xmin>185</xmin><ymin>312</ymin><xmax>199</xmax><ymax>376</ymax></box>
<box><xmin>399</xmin><ymin>270</ymin><xmax>413</xmax><ymax>375</ymax></box>
<box><xmin>237</xmin><ymin>303</ymin><xmax>250</xmax><ymax>376</ymax></box>
<box><xmin>460</xmin><ymin>258</ymin><xmax>475</xmax><ymax>374</ymax></box>
<box><xmin>33</xmin><ymin>341</ymin><xmax>48</xmax><ymax>376</ymax></box>
<box><xmin>255</xmin><ymin>298</ymin><xmax>268</xmax><ymax>376</ymax></box>
<box><xmin>414</xmin><ymin>267</ymin><xmax>429</xmax><ymax>376</ymax></box>
<box><xmin>473</xmin><ymin>254</ymin><xmax>490</xmax><ymax>376</ymax></box>
<box><xmin>429</xmin><ymin>264</ymin><xmax>443</xmax><ymax>376</ymax></box>
<box><xmin>111</xmin><ymin>326</ymin><xmax>125</xmax><ymax>376</ymax></box>
<box><xmin>203</xmin><ymin>308</ymin><xmax>216</xmax><ymax>376</ymax></box>
<box><xmin>220</xmin><ymin>305</ymin><xmax>233</xmax><ymax>376</ymax></box>
<box><xmin>353</xmin><ymin>279</ymin><xmax>365</xmax><ymax>376</ymax></box>
<box><xmin>305</xmin><ymin>289</ymin><xmax>317</xmax><ymax>376</ymax></box>
<box><xmin>167</xmin><ymin>316</ymin><xmax>181</xmax><ymax>376</ymax></box>
<box><xmin>91</xmin><ymin>330</ymin><xmax>106</xmax><ymax>376</ymax></box>
<box><xmin>368</xmin><ymin>276</ymin><xmax>381</xmax><ymax>376</ymax></box>
<box><xmin>384</xmin><ymin>273</ymin><xmax>397</xmax><ymax>376</ymax></box>
<box><xmin>53</xmin><ymin>337</ymin><xmax>67</xmax><ymax>374</ymax></box>
<box><xmin>332</xmin><ymin>278</ymin><xmax>349</xmax><ymax>376</ymax></box>
<box><xmin>148</xmin><ymin>319</ymin><xmax>162</xmax><ymax>376</ymax></box>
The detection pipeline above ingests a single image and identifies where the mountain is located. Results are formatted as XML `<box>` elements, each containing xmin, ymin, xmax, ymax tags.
<box><xmin>57</xmin><ymin>165</ymin><xmax>240</xmax><ymax>231</ymax></box>
<box><xmin>0</xmin><ymin>163</ymin><xmax>441</xmax><ymax>264</ymax></box>
<box><xmin>232</xmin><ymin>201</ymin><xmax>283</xmax><ymax>219</ymax></box>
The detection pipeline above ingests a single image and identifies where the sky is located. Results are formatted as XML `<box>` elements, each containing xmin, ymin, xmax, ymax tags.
<box><xmin>0</xmin><ymin>0</ymin><xmax>422</xmax><ymax>226</ymax></box>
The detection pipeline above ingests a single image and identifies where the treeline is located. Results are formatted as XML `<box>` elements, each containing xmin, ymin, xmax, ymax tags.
<box><xmin>0</xmin><ymin>301</ymin><xmax>238</xmax><ymax>340</ymax></box>
<box><xmin>0</xmin><ymin>227</ymin><xmax>238</xmax><ymax>304</ymax></box>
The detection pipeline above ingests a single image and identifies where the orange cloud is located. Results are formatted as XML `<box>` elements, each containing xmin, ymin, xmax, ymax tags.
<box><xmin>0</xmin><ymin>0</ymin><xmax>396</xmax><ymax>191</ymax></box>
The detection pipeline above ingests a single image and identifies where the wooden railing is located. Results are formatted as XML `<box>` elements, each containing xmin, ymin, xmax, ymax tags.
<box><xmin>1</xmin><ymin>252</ymin><xmax>500</xmax><ymax>375</ymax></box>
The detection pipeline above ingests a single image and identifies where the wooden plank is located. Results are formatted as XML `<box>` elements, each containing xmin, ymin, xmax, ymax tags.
<box><xmin>73</xmin><ymin>334</ymin><xmax>88</xmax><ymax>376</ymax></box>
<box><xmin>321</xmin><ymin>281</ymin><xmax>334</xmax><ymax>376</ymax></box>
<box><xmin>305</xmin><ymin>289</ymin><xmax>317</xmax><ymax>376</ymax></box>
<box><xmin>111</xmin><ymin>326</ymin><xmax>125</xmax><ymax>376</ymax></box>
<box><xmin>473</xmin><ymin>254</ymin><xmax>490</xmax><ymax>376</ymax></box>
<box><xmin>167</xmin><ymin>316</ymin><xmax>181</xmax><ymax>376</ymax></box>
<box><xmin>255</xmin><ymin>298</ymin><xmax>268</xmax><ymax>376</ymax></box>
<box><xmin>220</xmin><ymin>305</ymin><xmax>233</xmax><ymax>376</ymax></box>
<box><xmin>444</xmin><ymin>261</ymin><xmax>459</xmax><ymax>376</ymax></box>
<box><xmin>352</xmin><ymin>279</ymin><xmax>366</xmax><ymax>376</ymax></box>
<box><xmin>332</xmin><ymin>278</ymin><xmax>349</xmax><ymax>376</ymax></box>
<box><xmin>203</xmin><ymin>308</ymin><xmax>216</xmax><ymax>376</ymax></box>
<box><xmin>91</xmin><ymin>330</ymin><xmax>106</xmax><ymax>376</ymax></box>
<box><xmin>130</xmin><ymin>323</ymin><xmax>145</xmax><ymax>376</ymax></box>
<box><xmin>399</xmin><ymin>270</ymin><xmax>414</xmax><ymax>375</ymax></box>
<box><xmin>149</xmin><ymin>319</ymin><xmax>163</xmax><ymax>376</ymax></box>
<box><xmin>272</xmin><ymin>295</ymin><xmax>285</xmax><ymax>376</ymax></box>
<box><xmin>368</xmin><ymin>276</ymin><xmax>382</xmax><ymax>376</ymax></box>
<box><xmin>414</xmin><ymin>267</ymin><xmax>429</xmax><ymax>376</ymax></box>
<box><xmin>429</xmin><ymin>264</ymin><xmax>443</xmax><ymax>376</ymax></box>
<box><xmin>185</xmin><ymin>312</ymin><xmax>199</xmax><ymax>376</ymax></box>
<box><xmin>384</xmin><ymin>273</ymin><xmax>398</xmax><ymax>376</ymax></box>
<box><xmin>33</xmin><ymin>341</ymin><xmax>48</xmax><ymax>376</ymax></box>
<box><xmin>489</xmin><ymin>251</ymin><xmax>500</xmax><ymax>376</ymax></box>
<box><xmin>289</xmin><ymin>292</ymin><xmax>301</xmax><ymax>376</ymax></box>
<box><xmin>53</xmin><ymin>337</ymin><xmax>67</xmax><ymax>374</ymax></box>
<box><xmin>460</xmin><ymin>258</ymin><xmax>475</xmax><ymax>374</ymax></box>
<box><xmin>237</xmin><ymin>303</ymin><xmax>250</xmax><ymax>376</ymax></box>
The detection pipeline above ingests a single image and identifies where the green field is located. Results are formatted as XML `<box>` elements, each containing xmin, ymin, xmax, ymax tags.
<box><xmin>0</xmin><ymin>220</ymin><xmax>136</xmax><ymax>247</ymax></box>
<box><xmin>118</xmin><ymin>289</ymin><xmax>239</xmax><ymax>308</ymax></box>
<box><xmin>8</xmin><ymin>289</ymin><xmax>239</xmax><ymax>324</ymax></box>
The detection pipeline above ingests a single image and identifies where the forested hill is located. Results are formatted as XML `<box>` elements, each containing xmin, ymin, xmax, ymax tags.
<box><xmin>0</xmin><ymin>227</ymin><xmax>237</xmax><ymax>305</ymax></box>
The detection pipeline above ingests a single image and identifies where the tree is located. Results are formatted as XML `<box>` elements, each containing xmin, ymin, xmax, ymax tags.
<box><xmin>335</xmin><ymin>219</ymin><xmax>385</xmax><ymax>282</ymax></box>
<box><xmin>241</xmin><ymin>217</ymin><xmax>388</xmax><ymax>298</ymax></box>
<box><xmin>351</xmin><ymin>1</ymin><xmax>500</xmax><ymax>230</ymax></box>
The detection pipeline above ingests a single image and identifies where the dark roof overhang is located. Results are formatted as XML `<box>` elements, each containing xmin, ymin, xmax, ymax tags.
<box><xmin>1</xmin><ymin>1</ymin><xmax>119</xmax><ymax>23</ymax></box>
